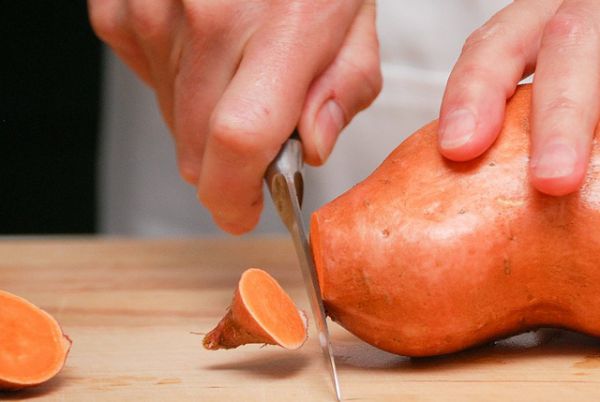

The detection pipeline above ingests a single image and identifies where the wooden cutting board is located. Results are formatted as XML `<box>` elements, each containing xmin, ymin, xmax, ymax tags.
<box><xmin>1</xmin><ymin>237</ymin><xmax>600</xmax><ymax>401</ymax></box>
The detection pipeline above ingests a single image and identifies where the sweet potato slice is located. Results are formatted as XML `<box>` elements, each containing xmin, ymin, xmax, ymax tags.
<box><xmin>0</xmin><ymin>290</ymin><xmax>71</xmax><ymax>390</ymax></box>
<box><xmin>204</xmin><ymin>268</ymin><xmax>307</xmax><ymax>350</ymax></box>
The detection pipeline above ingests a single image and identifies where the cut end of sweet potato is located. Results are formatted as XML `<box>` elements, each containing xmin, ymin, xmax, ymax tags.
<box><xmin>0</xmin><ymin>290</ymin><xmax>71</xmax><ymax>391</ymax></box>
<box><xmin>203</xmin><ymin>268</ymin><xmax>307</xmax><ymax>351</ymax></box>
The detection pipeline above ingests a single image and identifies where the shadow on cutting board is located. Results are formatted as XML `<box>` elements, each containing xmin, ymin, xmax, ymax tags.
<box><xmin>205</xmin><ymin>351</ymin><xmax>311</xmax><ymax>379</ymax></box>
<box><xmin>333</xmin><ymin>328</ymin><xmax>600</xmax><ymax>371</ymax></box>
<box><xmin>0</xmin><ymin>371</ymin><xmax>68</xmax><ymax>400</ymax></box>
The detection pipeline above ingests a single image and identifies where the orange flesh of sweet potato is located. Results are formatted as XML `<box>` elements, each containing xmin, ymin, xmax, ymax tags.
<box><xmin>0</xmin><ymin>290</ymin><xmax>71</xmax><ymax>390</ymax></box>
<box><xmin>204</xmin><ymin>268</ymin><xmax>307</xmax><ymax>350</ymax></box>
<box><xmin>310</xmin><ymin>84</ymin><xmax>600</xmax><ymax>357</ymax></box>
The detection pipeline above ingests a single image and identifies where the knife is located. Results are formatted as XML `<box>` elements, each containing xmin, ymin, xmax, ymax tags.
<box><xmin>265</xmin><ymin>131</ymin><xmax>342</xmax><ymax>401</ymax></box>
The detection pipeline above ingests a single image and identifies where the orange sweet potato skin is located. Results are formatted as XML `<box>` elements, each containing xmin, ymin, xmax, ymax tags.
<box><xmin>311</xmin><ymin>85</ymin><xmax>600</xmax><ymax>356</ymax></box>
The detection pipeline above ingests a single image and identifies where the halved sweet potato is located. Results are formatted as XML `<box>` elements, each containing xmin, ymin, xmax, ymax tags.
<box><xmin>0</xmin><ymin>290</ymin><xmax>71</xmax><ymax>390</ymax></box>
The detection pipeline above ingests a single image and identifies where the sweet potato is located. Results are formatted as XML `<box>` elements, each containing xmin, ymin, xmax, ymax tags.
<box><xmin>0</xmin><ymin>290</ymin><xmax>71</xmax><ymax>390</ymax></box>
<box><xmin>310</xmin><ymin>84</ymin><xmax>600</xmax><ymax>356</ymax></box>
<box><xmin>204</xmin><ymin>268</ymin><xmax>307</xmax><ymax>350</ymax></box>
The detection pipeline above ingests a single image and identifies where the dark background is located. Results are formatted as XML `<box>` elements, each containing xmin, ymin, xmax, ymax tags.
<box><xmin>0</xmin><ymin>2</ymin><xmax>102</xmax><ymax>234</ymax></box>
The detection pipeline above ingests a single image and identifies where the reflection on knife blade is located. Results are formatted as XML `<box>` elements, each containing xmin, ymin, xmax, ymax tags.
<box><xmin>265</xmin><ymin>135</ymin><xmax>342</xmax><ymax>401</ymax></box>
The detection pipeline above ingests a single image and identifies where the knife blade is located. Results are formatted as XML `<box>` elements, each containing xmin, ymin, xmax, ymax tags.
<box><xmin>265</xmin><ymin>132</ymin><xmax>342</xmax><ymax>401</ymax></box>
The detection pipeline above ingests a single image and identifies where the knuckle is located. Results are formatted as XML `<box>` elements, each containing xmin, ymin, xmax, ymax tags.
<box><xmin>88</xmin><ymin>2</ymin><xmax>122</xmax><ymax>42</ymax></box>
<box><xmin>463</xmin><ymin>20</ymin><xmax>529</xmax><ymax>58</ymax></box>
<box><xmin>544</xmin><ymin>12</ymin><xmax>597</xmax><ymax>45</ymax></box>
<box><xmin>209</xmin><ymin>107</ymin><xmax>272</xmax><ymax>158</ymax></box>
<box><xmin>180</xmin><ymin>0</ymin><xmax>209</xmax><ymax>17</ymax></box>
<box><xmin>176</xmin><ymin>159</ymin><xmax>200</xmax><ymax>185</ymax></box>
<box><xmin>127</xmin><ymin>0</ymin><xmax>166</xmax><ymax>40</ymax></box>
<box><xmin>540</xmin><ymin>94</ymin><xmax>583</xmax><ymax>117</ymax></box>
<box><xmin>462</xmin><ymin>21</ymin><xmax>505</xmax><ymax>54</ymax></box>
<box><xmin>455</xmin><ymin>62</ymin><xmax>494</xmax><ymax>84</ymax></box>
<box><xmin>339</xmin><ymin>52</ymin><xmax>383</xmax><ymax>106</ymax></box>
<box><xmin>448</xmin><ymin>61</ymin><xmax>511</xmax><ymax>101</ymax></box>
<box><xmin>181</xmin><ymin>0</ymin><xmax>229</xmax><ymax>36</ymax></box>
<box><xmin>462</xmin><ymin>28</ymin><xmax>484</xmax><ymax>54</ymax></box>
<box><xmin>196</xmin><ymin>183</ymin><xmax>214</xmax><ymax>209</ymax></box>
<box><xmin>180</xmin><ymin>0</ymin><xmax>202</xmax><ymax>29</ymax></box>
<box><xmin>362</xmin><ymin>57</ymin><xmax>383</xmax><ymax>100</ymax></box>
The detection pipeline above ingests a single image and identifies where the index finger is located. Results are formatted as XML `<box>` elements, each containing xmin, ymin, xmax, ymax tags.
<box><xmin>438</xmin><ymin>0</ymin><xmax>560</xmax><ymax>161</ymax></box>
<box><xmin>197</xmin><ymin>2</ymin><xmax>362</xmax><ymax>234</ymax></box>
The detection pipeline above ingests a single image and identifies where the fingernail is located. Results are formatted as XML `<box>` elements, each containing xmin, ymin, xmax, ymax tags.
<box><xmin>439</xmin><ymin>109</ymin><xmax>476</xmax><ymax>149</ymax></box>
<box><xmin>532</xmin><ymin>141</ymin><xmax>577</xmax><ymax>179</ymax></box>
<box><xmin>314</xmin><ymin>99</ymin><xmax>345</xmax><ymax>163</ymax></box>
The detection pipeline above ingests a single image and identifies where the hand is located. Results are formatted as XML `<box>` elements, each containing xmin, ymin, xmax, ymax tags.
<box><xmin>439</xmin><ymin>0</ymin><xmax>600</xmax><ymax>196</ymax></box>
<box><xmin>87</xmin><ymin>0</ymin><xmax>381</xmax><ymax>233</ymax></box>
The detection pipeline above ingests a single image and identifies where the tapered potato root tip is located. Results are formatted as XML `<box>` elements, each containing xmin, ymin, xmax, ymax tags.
<box><xmin>202</xmin><ymin>309</ymin><xmax>275</xmax><ymax>350</ymax></box>
<box><xmin>203</xmin><ymin>268</ymin><xmax>307</xmax><ymax>350</ymax></box>
<box><xmin>0</xmin><ymin>291</ymin><xmax>71</xmax><ymax>390</ymax></box>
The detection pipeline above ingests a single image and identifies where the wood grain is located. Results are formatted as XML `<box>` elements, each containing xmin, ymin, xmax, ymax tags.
<box><xmin>1</xmin><ymin>237</ymin><xmax>600</xmax><ymax>401</ymax></box>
